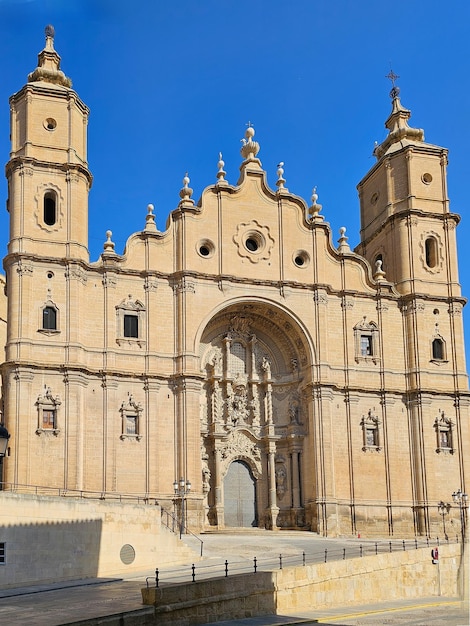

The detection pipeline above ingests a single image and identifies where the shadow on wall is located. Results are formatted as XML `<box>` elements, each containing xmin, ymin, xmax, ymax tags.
<box><xmin>0</xmin><ymin>518</ymin><xmax>103</xmax><ymax>589</ymax></box>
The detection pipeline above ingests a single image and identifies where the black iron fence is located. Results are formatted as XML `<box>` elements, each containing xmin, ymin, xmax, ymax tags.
<box><xmin>147</xmin><ymin>535</ymin><xmax>459</xmax><ymax>589</ymax></box>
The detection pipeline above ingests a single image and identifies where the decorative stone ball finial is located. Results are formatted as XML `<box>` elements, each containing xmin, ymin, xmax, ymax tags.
<box><xmin>216</xmin><ymin>152</ymin><xmax>227</xmax><ymax>182</ymax></box>
<box><xmin>240</xmin><ymin>123</ymin><xmax>260</xmax><ymax>161</ymax></box>
<box><xmin>145</xmin><ymin>203</ymin><xmax>157</xmax><ymax>231</ymax></box>
<box><xmin>276</xmin><ymin>162</ymin><xmax>286</xmax><ymax>190</ymax></box>
<box><xmin>337</xmin><ymin>226</ymin><xmax>350</xmax><ymax>253</ymax></box>
<box><xmin>306</xmin><ymin>186</ymin><xmax>323</xmax><ymax>222</ymax></box>
<box><xmin>311</xmin><ymin>186</ymin><xmax>318</xmax><ymax>205</ymax></box>
<box><xmin>179</xmin><ymin>172</ymin><xmax>194</xmax><ymax>203</ymax></box>
<box><xmin>374</xmin><ymin>258</ymin><xmax>386</xmax><ymax>282</ymax></box>
<box><xmin>103</xmin><ymin>230</ymin><xmax>115</xmax><ymax>252</ymax></box>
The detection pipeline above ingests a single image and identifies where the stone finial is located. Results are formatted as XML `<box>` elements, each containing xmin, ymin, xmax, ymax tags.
<box><xmin>305</xmin><ymin>186</ymin><xmax>323</xmax><ymax>222</ymax></box>
<box><xmin>240</xmin><ymin>123</ymin><xmax>260</xmax><ymax>161</ymax></box>
<box><xmin>373</xmin><ymin>258</ymin><xmax>386</xmax><ymax>282</ymax></box>
<box><xmin>28</xmin><ymin>25</ymin><xmax>72</xmax><ymax>87</ymax></box>
<box><xmin>276</xmin><ymin>162</ymin><xmax>287</xmax><ymax>191</ymax></box>
<box><xmin>179</xmin><ymin>172</ymin><xmax>194</xmax><ymax>206</ymax></box>
<box><xmin>103</xmin><ymin>230</ymin><xmax>115</xmax><ymax>252</ymax></box>
<box><xmin>216</xmin><ymin>152</ymin><xmax>227</xmax><ymax>184</ymax></box>
<box><xmin>145</xmin><ymin>203</ymin><xmax>157</xmax><ymax>232</ymax></box>
<box><xmin>337</xmin><ymin>227</ymin><xmax>351</xmax><ymax>253</ymax></box>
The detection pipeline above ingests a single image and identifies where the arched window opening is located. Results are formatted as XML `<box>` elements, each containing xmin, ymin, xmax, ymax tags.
<box><xmin>44</xmin><ymin>191</ymin><xmax>57</xmax><ymax>226</ymax></box>
<box><xmin>42</xmin><ymin>306</ymin><xmax>57</xmax><ymax>330</ymax></box>
<box><xmin>425</xmin><ymin>237</ymin><xmax>437</xmax><ymax>268</ymax></box>
<box><xmin>432</xmin><ymin>338</ymin><xmax>444</xmax><ymax>360</ymax></box>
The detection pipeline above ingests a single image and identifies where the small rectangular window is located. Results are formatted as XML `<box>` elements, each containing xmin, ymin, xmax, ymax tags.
<box><xmin>42</xmin><ymin>409</ymin><xmax>56</xmax><ymax>429</ymax></box>
<box><xmin>124</xmin><ymin>315</ymin><xmax>138</xmax><ymax>338</ymax></box>
<box><xmin>126</xmin><ymin>415</ymin><xmax>137</xmax><ymax>435</ymax></box>
<box><xmin>360</xmin><ymin>335</ymin><xmax>372</xmax><ymax>356</ymax></box>
<box><xmin>366</xmin><ymin>428</ymin><xmax>377</xmax><ymax>447</ymax></box>
<box><xmin>0</xmin><ymin>543</ymin><xmax>5</xmax><ymax>565</ymax></box>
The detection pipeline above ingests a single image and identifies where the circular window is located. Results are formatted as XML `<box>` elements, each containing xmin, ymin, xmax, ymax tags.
<box><xmin>47</xmin><ymin>271</ymin><xmax>54</xmax><ymax>279</ymax></box>
<box><xmin>433</xmin><ymin>308</ymin><xmax>440</xmax><ymax>315</ymax></box>
<box><xmin>120</xmin><ymin>544</ymin><xmax>136</xmax><ymax>565</ymax></box>
<box><xmin>293</xmin><ymin>250</ymin><xmax>310</xmax><ymax>268</ymax></box>
<box><xmin>422</xmin><ymin>173</ymin><xmax>433</xmax><ymax>184</ymax></box>
<box><xmin>244</xmin><ymin>231</ymin><xmax>264</xmax><ymax>254</ymax></box>
<box><xmin>370</xmin><ymin>192</ymin><xmax>380</xmax><ymax>205</ymax></box>
<box><xmin>196</xmin><ymin>239</ymin><xmax>215</xmax><ymax>258</ymax></box>
<box><xmin>44</xmin><ymin>118</ymin><xmax>57</xmax><ymax>131</ymax></box>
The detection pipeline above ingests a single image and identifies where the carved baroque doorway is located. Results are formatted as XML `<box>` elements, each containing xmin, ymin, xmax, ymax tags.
<box><xmin>199</xmin><ymin>303</ymin><xmax>312</xmax><ymax>530</ymax></box>
<box><xmin>224</xmin><ymin>460</ymin><xmax>257</xmax><ymax>527</ymax></box>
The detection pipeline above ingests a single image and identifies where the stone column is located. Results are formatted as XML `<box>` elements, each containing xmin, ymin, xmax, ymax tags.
<box><xmin>266</xmin><ymin>444</ymin><xmax>279</xmax><ymax>529</ymax></box>
<box><xmin>291</xmin><ymin>450</ymin><xmax>301</xmax><ymax>509</ymax></box>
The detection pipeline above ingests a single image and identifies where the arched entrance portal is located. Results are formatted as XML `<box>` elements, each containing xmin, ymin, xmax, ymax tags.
<box><xmin>199</xmin><ymin>302</ymin><xmax>314</xmax><ymax>530</ymax></box>
<box><xmin>224</xmin><ymin>460</ymin><xmax>257</xmax><ymax>527</ymax></box>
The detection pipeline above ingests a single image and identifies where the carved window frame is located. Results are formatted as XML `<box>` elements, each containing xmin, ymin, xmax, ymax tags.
<box><xmin>354</xmin><ymin>318</ymin><xmax>380</xmax><ymax>364</ymax></box>
<box><xmin>420</xmin><ymin>231</ymin><xmax>443</xmax><ymax>275</ymax></box>
<box><xmin>35</xmin><ymin>386</ymin><xmax>61</xmax><ymax>436</ymax></box>
<box><xmin>34</xmin><ymin>183</ymin><xmax>64</xmax><ymax>233</ymax></box>
<box><xmin>120</xmin><ymin>394</ymin><xmax>143</xmax><ymax>441</ymax></box>
<box><xmin>434</xmin><ymin>411</ymin><xmax>454</xmax><ymax>454</ymax></box>
<box><xmin>116</xmin><ymin>297</ymin><xmax>146</xmax><ymax>347</ymax></box>
<box><xmin>360</xmin><ymin>409</ymin><xmax>381</xmax><ymax>452</ymax></box>
<box><xmin>38</xmin><ymin>300</ymin><xmax>60</xmax><ymax>335</ymax></box>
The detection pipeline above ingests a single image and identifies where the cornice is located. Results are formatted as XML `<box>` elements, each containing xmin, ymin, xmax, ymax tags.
<box><xmin>357</xmin><ymin>208</ymin><xmax>461</xmax><ymax>250</ymax></box>
<box><xmin>6</xmin><ymin>156</ymin><xmax>93</xmax><ymax>187</ymax></box>
<box><xmin>9</xmin><ymin>83</ymin><xmax>89</xmax><ymax>115</ymax></box>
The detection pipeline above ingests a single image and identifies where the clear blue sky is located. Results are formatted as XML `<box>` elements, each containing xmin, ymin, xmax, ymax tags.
<box><xmin>1</xmin><ymin>0</ymin><xmax>469</xmax><ymax>363</ymax></box>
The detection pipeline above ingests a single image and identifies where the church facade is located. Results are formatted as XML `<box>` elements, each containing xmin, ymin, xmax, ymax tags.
<box><xmin>2</xmin><ymin>28</ymin><xmax>468</xmax><ymax>538</ymax></box>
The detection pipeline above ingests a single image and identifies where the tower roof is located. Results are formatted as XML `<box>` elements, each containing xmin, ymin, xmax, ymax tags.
<box><xmin>373</xmin><ymin>73</ymin><xmax>424</xmax><ymax>160</ymax></box>
<box><xmin>27</xmin><ymin>25</ymin><xmax>72</xmax><ymax>88</ymax></box>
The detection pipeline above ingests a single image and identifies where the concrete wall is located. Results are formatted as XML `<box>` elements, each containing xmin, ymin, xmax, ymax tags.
<box><xmin>0</xmin><ymin>492</ymin><xmax>195</xmax><ymax>589</ymax></box>
<box><xmin>142</xmin><ymin>543</ymin><xmax>463</xmax><ymax>625</ymax></box>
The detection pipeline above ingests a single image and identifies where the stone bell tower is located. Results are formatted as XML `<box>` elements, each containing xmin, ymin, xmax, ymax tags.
<box><xmin>356</xmin><ymin>74</ymin><xmax>461</xmax><ymax>302</ymax></box>
<box><xmin>356</xmin><ymin>74</ymin><xmax>468</xmax><ymax>536</ymax></box>
<box><xmin>5</xmin><ymin>25</ymin><xmax>92</xmax><ymax>261</ymax></box>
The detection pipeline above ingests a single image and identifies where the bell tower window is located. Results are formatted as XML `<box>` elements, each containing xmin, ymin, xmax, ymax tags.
<box><xmin>42</xmin><ymin>306</ymin><xmax>57</xmax><ymax>330</ymax></box>
<box><xmin>43</xmin><ymin>191</ymin><xmax>57</xmax><ymax>226</ymax></box>
<box><xmin>431</xmin><ymin>337</ymin><xmax>447</xmax><ymax>362</ymax></box>
<box><xmin>425</xmin><ymin>237</ymin><xmax>437</xmax><ymax>269</ymax></box>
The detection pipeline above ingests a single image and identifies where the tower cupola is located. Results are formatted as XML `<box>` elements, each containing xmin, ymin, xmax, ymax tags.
<box><xmin>5</xmin><ymin>26</ymin><xmax>91</xmax><ymax>261</ymax></box>
<box><xmin>27</xmin><ymin>25</ymin><xmax>72</xmax><ymax>88</ymax></box>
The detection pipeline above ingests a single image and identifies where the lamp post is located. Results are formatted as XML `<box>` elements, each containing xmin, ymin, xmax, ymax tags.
<box><xmin>452</xmin><ymin>488</ymin><xmax>468</xmax><ymax>542</ymax></box>
<box><xmin>0</xmin><ymin>424</ymin><xmax>10</xmax><ymax>489</ymax></box>
<box><xmin>437</xmin><ymin>501</ymin><xmax>451</xmax><ymax>540</ymax></box>
<box><xmin>173</xmin><ymin>477</ymin><xmax>191</xmax><ymax>539</ymax></box>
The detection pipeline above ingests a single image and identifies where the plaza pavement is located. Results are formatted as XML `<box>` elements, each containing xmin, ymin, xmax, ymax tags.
<box><xmin>0</xmin><ymin>530</ymin><xmax>467</xmax><ymax>625</ymax></box>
